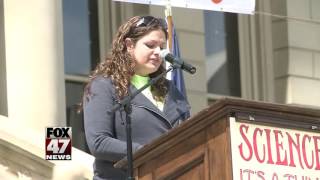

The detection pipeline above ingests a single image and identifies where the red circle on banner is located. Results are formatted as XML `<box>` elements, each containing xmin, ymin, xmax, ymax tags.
<box><xmin>212</xmin><ymin>0</ymin><xmax>222</xmax><ymax>4</ymax></box>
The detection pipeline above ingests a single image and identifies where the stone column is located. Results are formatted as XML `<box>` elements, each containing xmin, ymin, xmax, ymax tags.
<box><xmin>0</xmin><ymin>0</ymin><xmax>7</xmax><ymax>116</ymax></box>
<box><xmin>273</xmin><ymin>0</ymin><xmax>320</xmax><ymax>107</ymax></box>
<box><xmin>4</xmin><ymin>0</ymin><xmax>66</xmax><ymax>134</ymax></box>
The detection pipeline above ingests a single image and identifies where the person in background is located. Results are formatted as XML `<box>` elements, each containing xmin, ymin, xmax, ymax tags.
<box><xmin>83</xmin><ymin>15</ymin><xmax>190</xmax><ymax>180</ymax></box>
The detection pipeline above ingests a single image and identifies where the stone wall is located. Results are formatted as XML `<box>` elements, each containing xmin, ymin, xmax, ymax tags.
<box><xmin>273</xmin><ymin>0</ymin><xmax>320</xmax><ymax>107</ymax></box>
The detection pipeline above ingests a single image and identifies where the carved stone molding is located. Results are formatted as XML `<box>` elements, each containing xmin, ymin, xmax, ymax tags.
<box><xmin>0</xmin><ymin>138</ymin><xmax>53</xmax><ymax>180</ymax></box>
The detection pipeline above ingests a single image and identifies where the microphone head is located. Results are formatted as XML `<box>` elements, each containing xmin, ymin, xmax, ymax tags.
<box><xmin>160</xmin><ymin>49</ymin><xmax>170</xmax><ymax>60</ymax></box>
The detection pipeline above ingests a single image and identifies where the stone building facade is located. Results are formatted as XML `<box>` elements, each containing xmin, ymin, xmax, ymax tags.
<box><xmin>0</xmin><ymin>0</ymin><xmax>319</xmax><ymax>179</ymax></box>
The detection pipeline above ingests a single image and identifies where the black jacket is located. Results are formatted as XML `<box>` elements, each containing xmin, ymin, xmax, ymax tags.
<box><xmin>84</xmin><ymin>76</ymin><xmax>190</xmax><ymax>180</ymax></box>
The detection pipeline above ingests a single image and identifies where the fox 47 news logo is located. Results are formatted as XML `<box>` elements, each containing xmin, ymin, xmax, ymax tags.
<box><xmin>45</xmin><ymin>127</ymin><xmax>72</xmax><ymax>160</ymax></box>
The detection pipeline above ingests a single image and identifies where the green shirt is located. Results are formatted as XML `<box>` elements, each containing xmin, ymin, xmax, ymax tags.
<box><xmin>131</xmin><ymin>74</ymin><xmax>164</xmax><ymax>111</ymax></box>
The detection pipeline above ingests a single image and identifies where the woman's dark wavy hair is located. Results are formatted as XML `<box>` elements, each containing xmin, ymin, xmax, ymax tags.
<box><xmin>84</xmin><ymin>16</ymin><xmax>169</xmax><ymax>103</ymax></box>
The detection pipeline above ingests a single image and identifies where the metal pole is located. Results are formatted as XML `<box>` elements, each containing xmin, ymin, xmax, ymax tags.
<box><xmin>165</xmin><ymin>0</ymin><xmax>173</xmax><ymax>52</ymax></box>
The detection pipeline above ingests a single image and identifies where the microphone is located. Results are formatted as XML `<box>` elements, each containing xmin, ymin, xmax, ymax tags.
<box><xmin>160</xmin><ymin>49</ymin><xmax>196</xmax><ymax>74</ymax></box>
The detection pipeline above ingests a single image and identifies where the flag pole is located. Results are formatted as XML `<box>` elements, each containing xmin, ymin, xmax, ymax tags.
<box><xmin>165</xmin><ymin>0</ymin><xmax>173</xmax><ymax>52</ymax></box>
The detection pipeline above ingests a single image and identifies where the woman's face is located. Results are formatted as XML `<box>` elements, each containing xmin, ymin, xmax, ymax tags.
<box><xmin>127</xmin><ymin>29</ymin><xmax>167</xmax><ymax>76</ymax></box>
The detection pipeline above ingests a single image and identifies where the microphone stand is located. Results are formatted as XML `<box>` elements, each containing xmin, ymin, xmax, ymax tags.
<box><xmin>112</xmin><ymin>65</ymin><xmax>177</xmax><ymax>180</ymax></box>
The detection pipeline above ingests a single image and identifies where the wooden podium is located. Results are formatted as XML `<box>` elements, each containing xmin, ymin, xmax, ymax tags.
<box><xmin>115</xmin><ymin>98</ymin><xmax>320</xmax><ymax>180</ymax></box>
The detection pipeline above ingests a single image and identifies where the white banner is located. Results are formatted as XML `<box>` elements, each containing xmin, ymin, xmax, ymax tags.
<box><xmin>113</xmin><ymin>0</ymin><xmax>255</xmax><ymax>14</ymax></box>
<box><xmin>229</xmin><ymin>117</ymin><xmax>320</xmax><ymax>180</ymax></box>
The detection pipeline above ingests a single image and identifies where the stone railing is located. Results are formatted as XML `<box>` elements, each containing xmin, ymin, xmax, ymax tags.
<box><xmin>0</xmin><ymin>116</ymin><xmax>94</xmax><ymax>180</ymax></box>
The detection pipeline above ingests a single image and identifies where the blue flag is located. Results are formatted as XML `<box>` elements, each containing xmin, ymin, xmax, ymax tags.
<box><xmin>170</xmin><ymin>24</ymin><xmax>190</xmax><ymax>118</ymax></box>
